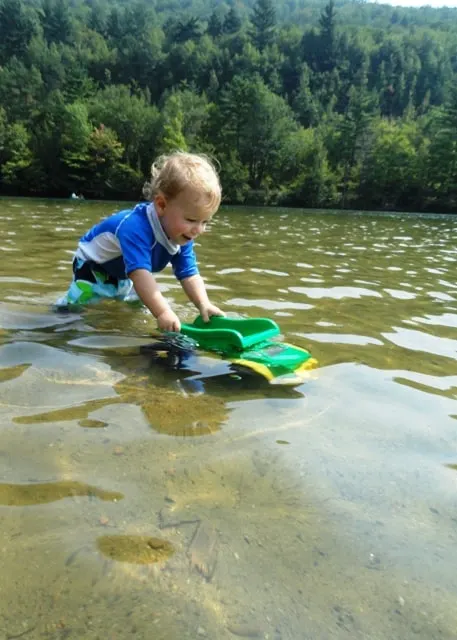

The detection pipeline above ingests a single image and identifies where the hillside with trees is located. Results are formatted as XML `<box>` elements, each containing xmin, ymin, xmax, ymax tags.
<box><xmin>0</xmin><ymin>0</ymin><xmax>456</xmax><ymax>211</ymax></box>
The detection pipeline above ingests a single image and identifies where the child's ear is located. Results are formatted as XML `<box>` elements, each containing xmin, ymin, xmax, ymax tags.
<box><xmin>154</xmin><ymin>193</ymin><xmax>166</xmax><ymax>216</ymax></box>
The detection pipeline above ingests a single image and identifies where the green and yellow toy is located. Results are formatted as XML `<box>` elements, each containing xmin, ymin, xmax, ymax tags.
<box><xmin>179</xmin><ymin>315</ymin><xmax>317</xmax><ymax>385</ymax></box>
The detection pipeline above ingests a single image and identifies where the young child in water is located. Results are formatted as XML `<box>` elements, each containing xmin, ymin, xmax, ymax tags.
<box><xmin>57</xmin><ymin>151</ymin><xmax>224</xmax><ymax>332</ymax></box>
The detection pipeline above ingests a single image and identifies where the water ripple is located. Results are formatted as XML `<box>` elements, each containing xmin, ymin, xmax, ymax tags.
<box><xmin>383</xmin><ymin>327</ymin><xmax>457</xmax><ymax>360</ymax></box>
<box><xmin>289</xmin><ymin>286</ymin><xmax>382</xmax><ymax>299</ymax></box>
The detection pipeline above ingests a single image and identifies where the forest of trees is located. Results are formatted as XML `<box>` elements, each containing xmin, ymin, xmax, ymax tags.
<box><xmin>0</xmin><ymin>0</ymin><xmax>456</xmax><ymax>211</ymax></box>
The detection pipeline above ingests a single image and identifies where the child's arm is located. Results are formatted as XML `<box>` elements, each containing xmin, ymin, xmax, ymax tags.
<box><xmin>129</xmin><ymin>269</ymin><xmax>181</xmax><ymax>331</ymax></box>
<box><xmin>181</xmin><ymin>274</ymin><xmax>224</xmax><ymax>322</ymax></box>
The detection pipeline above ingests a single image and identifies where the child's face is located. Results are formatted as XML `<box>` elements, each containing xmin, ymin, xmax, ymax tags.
<box><xmin>155</xmin><ymin>187</ymin><xmax>215</xmax><ymax>245</ymax></box>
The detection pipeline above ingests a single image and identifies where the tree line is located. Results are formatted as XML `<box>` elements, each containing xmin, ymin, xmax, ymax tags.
<box><xmin>0</xmin><ymin>0</ymin><xmax>456</xmax><ymax>212</ymax></box>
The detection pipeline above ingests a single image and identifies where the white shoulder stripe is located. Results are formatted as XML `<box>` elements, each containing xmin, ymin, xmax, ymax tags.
<box><xmin>76</xmin><ymin>231</ymin><xmax>121</xmax><ymax>263</ymax></box>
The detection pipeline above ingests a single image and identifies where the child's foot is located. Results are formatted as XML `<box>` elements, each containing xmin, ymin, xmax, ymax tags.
<box><xmin>52</xmin><ymin>296</ymin><xmax>82</xmax><ymax>314</ymax></box>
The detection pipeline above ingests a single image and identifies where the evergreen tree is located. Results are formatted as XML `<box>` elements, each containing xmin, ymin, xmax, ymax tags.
<box><xmin>335</xmin><ymin>86</ymin><xmax>377</xmax><ymax>207</ymax></box>
<box><xmin>0</xmin><ymin>0</ymin><xmax>37</xmax><ymax>63</ymax></box>
<box><xmin>41</xmin><ymin>0</ymin><xmax>73</xmax><ymax>45</ymax></box>
<box><xmin>426</xmin><ymin>86</ymin><xmax>457</xmax><ymax>207</ymax></box>
<box><xmin>207</xmin><ymin>11</ymin><xmax>222</xmax><ymax>38</ymax></box>
<box><xmin>250</xmin><ymin>0</ymin><xmax>276</xmax><ymax>51</ymax></box>
<box><xmin>207</xmin><ymin>69</ymin><xmax>220</xmax><ymax>100</ymax></box>
<box><xmin>106</xmin><ymin>7</ymin><xmax>124</xmax><ymax>41</ymax></box>
<box><xmin>223</xmin><ymin>8</ymin><xmax>242</xmax><ymax>35</ymax></box>
<box><xmin>318</xmin><ymin>0</ymin><xmax>338</xmax><ymax>72</ymax></box>
<box><xmin>292</xmin><ymin>64</ymin><xmax>319</xmax><ymax>128</ymax></box>
<box><xmin>88</xmin><ymin>2</ymin><xmax>107</xmax><ymax>36</ymax></box>
<box><xmin>173</xmin><ymin>17</ymin><xmax>203</xmax><ymax>43</ymax></box>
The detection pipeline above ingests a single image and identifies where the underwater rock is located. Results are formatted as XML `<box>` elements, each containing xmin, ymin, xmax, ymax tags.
<box><xmin>97</xmin><ymin>535</ymin><xmax>174</xmax><ymax>564</ymax></box>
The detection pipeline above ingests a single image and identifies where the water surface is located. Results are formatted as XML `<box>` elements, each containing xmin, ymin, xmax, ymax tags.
<box><xmin>1</xmin><ymin>199</ymin><xmax>456</xmax><ymax>639</ymax></box>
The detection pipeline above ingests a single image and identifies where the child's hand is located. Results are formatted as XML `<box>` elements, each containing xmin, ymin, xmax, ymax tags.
<box><xmin>199</xmin><ymin>303</ymin><xmax>225</xmax><ymax>323</ymax></box>
<box><xmin>157</xmin><ymin>308</ymin><xmax>181</xmax><ymax>332</ymax></box>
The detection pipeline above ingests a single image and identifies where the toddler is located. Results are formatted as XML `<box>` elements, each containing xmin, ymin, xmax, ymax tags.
<box><xmin>57</xmin><ymin>151</ymin><xmax>224</xmax><ymax>332</ymax></box>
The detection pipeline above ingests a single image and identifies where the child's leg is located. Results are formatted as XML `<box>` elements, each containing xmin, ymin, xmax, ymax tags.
<box><xmin>114</xmin><ymin>278</ymin><xmax>134</xmax><ymax>301</ymax></box>
<box><xmin>55</xmin><ymin>274</ymin><xmax>103</xmax><ymax>308</ymax></box>
<box><xmin>55</xmin><ymin>259</ymin><xmax>134</xmax><ymax>307</ymax></box>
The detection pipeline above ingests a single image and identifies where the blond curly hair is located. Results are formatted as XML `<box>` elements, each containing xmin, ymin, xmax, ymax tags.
<box><xmin>143</xmin><ymin>151</ymin><xmax>222</xmax><ymax>214</ymax></box>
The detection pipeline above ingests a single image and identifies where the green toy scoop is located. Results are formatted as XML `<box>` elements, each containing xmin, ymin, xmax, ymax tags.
<box><xmin>180</xmin><ymin>315</ymin><xmax>317</xmax><ymax>385</ymax></box>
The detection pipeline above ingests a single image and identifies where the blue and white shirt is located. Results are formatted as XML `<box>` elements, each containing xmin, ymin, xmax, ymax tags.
<box><xmin>74</xmin><ymin>203</ymin><xmax>199</xmax><ymax>281</ymax></box>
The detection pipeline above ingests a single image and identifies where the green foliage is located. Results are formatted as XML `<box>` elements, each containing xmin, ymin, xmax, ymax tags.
<box><xmin>277</xmin><ymin>128</ymin><xmax>339</xmax><ymax>207</ymax></box>
<box><xmin>217</xmin><ymin>150</ymin><xmax>250</xmax><ymax>204</ymax></box>
<box><xmin>212</xmin><ymin>75</ymin><xmax>298</xmax><ymax>192</ymax></box>
<box><xmin>88</xmin><ymin>85</ymin><xmax>160</xmax><ymax>169</ymax></box>
<box><xmin>426</xmin><ymin>87</ymin><xmax>457</xmax><ymax>208</ymax></box>
<box><xmin>0</xmin><ymin>59</ymin><xmax>44</xmax><ymax>121</ymax></box>
<box><xmin>0</xmin><ymin>0</ymin><xmax>456</xmax><ymax>211</ymax></box>
<box><xmin>358</xmin><ymin>119</ymin><xmax>425</xmax><ymax>209</ymax></box>
<box><xmin>77</xmin><ymin>125</ymin><xmax>128</xmax><ymax>197</ymax></box>
<box><xmin>160</xmin><ymin>112</ymin><xmax>188</xmax><ymax>155</ymax></box>
<box><xmin>60</xmin><ymin>101</ymin><xmax>92</xmax><ymax>186</ymax></box>
<box><xmin>326</xmin><ymin>86</ymin><xmax>378</xmax><ymax>206</ymax></box>
<box><xmin>292</xmin><ymin>64</ymin><xmax>320</xmax><ymax>127</ymax></box>
<box><xmin>1</xmin><ymin>124</ymin><xmax>33</xmax><ymax>188</ymax></box>
<box><xmin>0</xmin><ymin>109</ymin><xmax>33</xmax><ymax>190</ymax></box>
<box><xmin>159</xmin><ymin>89</ymin><xmax>210</xmax><ymax>152</ymax></box>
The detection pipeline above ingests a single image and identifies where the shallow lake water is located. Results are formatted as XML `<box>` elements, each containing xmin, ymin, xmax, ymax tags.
<box><xmin>0</xmin><ymin>198</ymin><xmax>456</xmax><ymax>640</ymax></box>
